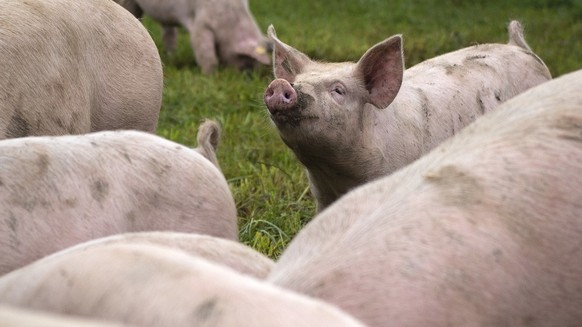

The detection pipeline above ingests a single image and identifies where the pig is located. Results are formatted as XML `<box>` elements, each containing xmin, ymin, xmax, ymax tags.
<box><xmin>115</xmin><ymin>0</ymin><xmax>271</xmax><ymax>74</ymax></box>
<box><xmin>264</xmin><ymin>21</ymin><xmax>551</xmax><ymax>211</ymax></box>
<box><xmin>0</xmin><ymin>120</ymin><xmax>238</xmax><ymax>275</ymax></box>
<box><xmin>0</xmin><ymin>0</ymin><xmax>163</xmax><ymax>139</ymax></box>
<box><xmin>0</xmin><ymin>243</ymin><xmax>367</xmax><ymax>327</ymax></box>
<box><xmin>268</xmin><ymin>69</ymin><xmax>582</xmax><ymax>327</ymax></box>
<box><xmin>0</xmin><ymin>305</ymin><xmax>129</xmax><ymax>327</ymax></box>
<box><xmin>55</xmin><ymin>232</ymin><xmax>274</xmax><ymax>278</ymax></box>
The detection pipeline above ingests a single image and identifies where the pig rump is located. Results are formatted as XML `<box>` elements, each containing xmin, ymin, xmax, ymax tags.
<box><xmin>0</xmin><ymin>129</ymin><xmax>237</xmax><ymax>275</ymax></box>
<box><xmin>0</xmin><ymin>0</ymin><xmax>163</xmax><ymax>139</ymax></box>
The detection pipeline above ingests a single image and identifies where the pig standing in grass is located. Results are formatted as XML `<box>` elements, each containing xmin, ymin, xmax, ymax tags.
<box><xmin>0</xmin><ymin>121</ymin><xmax>238</xmax><ymax>275</ymax></box>
<box><xmin>115</xmin><ymin>0</ymin><xmax>271</xmax><ymax>74</ymax></box>
<box><xmin>0</xmin><ymin>243</ymin><xmax>367</xmax><ymax>327</ymax></box>
<box><xmin>268</xmin><ymin>69</ymin><xmax>582</xmax><ymax>327</ymax></box>
<box><xmin>56</xmin><ymin>232</ymin><xmax>275</xmax><ymax>278</ymax></box>
<box><xmin>264</xmin><ymin>21</ymin><xmax>551</xmax><ymax>211</ymax></box>
<box><xmin>0</xmin><ymin>0</ymin><xmax>163</xmax><ymax>138</ymax></box>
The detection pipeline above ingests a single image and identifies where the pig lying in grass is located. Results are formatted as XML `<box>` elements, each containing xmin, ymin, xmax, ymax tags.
<box><xmin>115</xmin><ymin>0</ymin><xmax>271</xmax><ymax>74</ymax></box>
<box><xmin>55</xmin><ymin>232</ymin><xmax>274</xmax><ymax>278</ymax></box>
<box><xmin>0</xmin><ymin>0</ymin><xmax>163</xmax><ymax>139</ymax></box>
<box><xmin>0</xmin><ymin>121</ymin><xmax>237</xmax><ymax>275</ymax></box>
<box><xmin>268</xmin><ymin>69</ymin><xmax>582</xmax><ymax>327</ymax></box>
<box><xmin>264</xmin><ymin>21</ymin><xmax>551</xmax><ymax>211</ymax></box>
<box><xmin>0</xmin><ymin>243</ymin><xmax>366</xmax><ymax>327</ymax></box>
<box><xmin>0</xmin><ymin>305</ymin><xmax>129</xmax><ymax>327</ymax></box>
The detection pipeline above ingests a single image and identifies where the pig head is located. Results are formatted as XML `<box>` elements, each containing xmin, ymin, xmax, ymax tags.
<box><xmin>210</xmin><ymin>0</ymin><xmax>271</xmax><ymax>71</ymax></box>
<box><xmin>264</xmin><ymin>22</ymin><xmax>551</xmax><ymax>211</ymax></box>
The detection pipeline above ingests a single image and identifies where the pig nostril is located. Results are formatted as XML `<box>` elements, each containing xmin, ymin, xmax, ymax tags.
<box><xmin>265</xmin><ymin>79</ymin><xmax>296</xmax><ymax>109</ymax></box>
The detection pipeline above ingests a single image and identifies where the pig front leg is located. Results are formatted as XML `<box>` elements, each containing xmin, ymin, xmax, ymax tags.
<box><xmin>162</xmin><ymin>26</ymin><xmax>178</xmax><ymax>53</ymax></box>
<box><xmin>185</xmin><ymin>19</ymin><xmax>218</xmax><ymax>74</ymax></box>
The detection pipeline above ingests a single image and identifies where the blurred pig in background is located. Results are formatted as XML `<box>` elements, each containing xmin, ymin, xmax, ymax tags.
<box><xmin>115</xmin><ymin>0</ymin><xmax>271</xmax><ymax>73</ymax></box>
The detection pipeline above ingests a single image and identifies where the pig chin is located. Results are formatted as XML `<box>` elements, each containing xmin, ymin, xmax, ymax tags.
<box><xmin>270</xmin><ymin>110</ymin><xmax>318</xmax><ymax>128</ymax></box>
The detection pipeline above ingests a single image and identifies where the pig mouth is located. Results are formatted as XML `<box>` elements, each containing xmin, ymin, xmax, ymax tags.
<box><xmin>270</xmin><ymin>111</ymin><xmax>319</xmax><ymax>127</ymax></box>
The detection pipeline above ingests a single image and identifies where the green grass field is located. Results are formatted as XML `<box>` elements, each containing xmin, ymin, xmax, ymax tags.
<box><xmin>144</xmin><ymin>0</ymin><xmax>582</xmax><ymax>258</ymax></box>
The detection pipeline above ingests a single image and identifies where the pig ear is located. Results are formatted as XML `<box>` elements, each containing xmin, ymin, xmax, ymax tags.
<box><xmin>356</xmin><ymin>35</ymin><xmax>404</xmax><ymax>109</ymax></box>
<box><xmin>268</xmin><ymin>25</ymin><xmax>312</xmax><ymax>83</ymax></box>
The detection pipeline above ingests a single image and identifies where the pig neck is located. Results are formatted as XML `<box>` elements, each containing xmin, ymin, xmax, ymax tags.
<box><xmin>301</xmin><ymin>87</ymin><xmax>427</xmax><ymax>210</ymax></box>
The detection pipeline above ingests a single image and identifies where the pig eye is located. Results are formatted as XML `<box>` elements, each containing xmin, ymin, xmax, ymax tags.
<box><xmin>330</xmin><ymin>83</ymin><xmax>347</xmax><ymax>104</ymax></box>
<box><xmin>332</xmin><ymin>86</ymin><xmax>345</xmax><ymax>95</ymax></box>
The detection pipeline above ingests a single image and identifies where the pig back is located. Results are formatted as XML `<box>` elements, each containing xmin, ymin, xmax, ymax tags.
<box><xmin>0</xmin><ymin>305</ymin><xmax>129</xmax><ymax>327</ymax></box>
<box><xmin>0</xmin><ymin>243</ymin><xmax>366</xmax><ymax>327</ymax></box>
<box><xmin>54</xmin><ymin>232</ymin><xmax>274</xmax><ymax>279</ymax></box>
<box><xmin>394</xmin><ymin>42</ymin><xmax>552</xmax><ymax>152</ymax></box>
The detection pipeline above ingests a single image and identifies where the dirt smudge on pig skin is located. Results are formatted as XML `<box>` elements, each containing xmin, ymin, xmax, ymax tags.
<box><xmin>6</xmin><ymin>107</ymin><xmax>30</xmax><ymax>138</ymax></box>
<box><xmin>424</xmin><ymin>164</ymin><xmax>484</xmax><ymax>207</ymax></box>
<box><xmin>192</xmin><ymin>297</ymin><xmax>222</xmax><ymax>324</ymax></box>
<box><xmin>90</xmin><ymin>179</ymin><xmax>110</xmax><ymax>203</ymax></box>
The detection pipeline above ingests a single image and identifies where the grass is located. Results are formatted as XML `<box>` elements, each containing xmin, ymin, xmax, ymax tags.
<box><xmin>144</xmin><ymin>0</ymin><xmax>582</xmax><ymax>259</ymax></box>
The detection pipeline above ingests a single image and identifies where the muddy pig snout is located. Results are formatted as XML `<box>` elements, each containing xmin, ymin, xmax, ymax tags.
<box><xmin>264</xmin><ymin>79</ymin><xmax>297</xmax><ymax>113</ymax></box>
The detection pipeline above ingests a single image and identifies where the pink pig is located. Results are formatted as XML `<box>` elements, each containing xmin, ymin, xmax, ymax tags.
<box><xmin>269</xmin><ymin>69</ymin><xmax>582</xmax><ymax>327</ymax></box>
<box><xmin>0</xmin><ymin>0</ymin><xmax>163</xmax><ymax>139</ymax></box>
<box><xmin>264</xmin><ymin>21</ymin><xmax>551</xmax><ymax>211</ymax></box>
<box><xmin>115</xmin><ymin>0</ymin><xmax>271</xmax><ymax>73</ymax></box>
<box><xmin>55</xmin><ymin>232</ymin><xmax>275</xmax><ymax>279</ymax></box>
<box><xmin>0</xmin><ymin>243</ymin><xmax>366</xmax><ymax>327</ymax></box>
<box><xmin>0</xmin><ymin>121</ymin><xmax>237</xmax><ymax>275</ymax></box>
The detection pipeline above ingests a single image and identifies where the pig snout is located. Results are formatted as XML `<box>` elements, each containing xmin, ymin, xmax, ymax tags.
<box><xmin>264</xmin><ymin>79</ymin><xmax>297</xmax><ymax>113</ymax></box>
